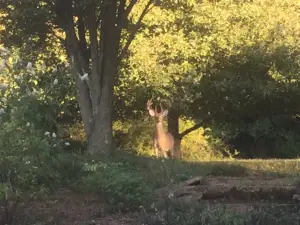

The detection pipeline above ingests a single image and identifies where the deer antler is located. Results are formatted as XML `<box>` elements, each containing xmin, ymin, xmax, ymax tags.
<box><xmin>147</xmin><ymin>99</ymin><xmax>153</xmax><ymax>111</ymax></box>
<box><xmin>154</xmin><ymin>105</ymin><xmax>159</xmax><ymax>115</ymax></box>
<box><xmin>154</xmin><ymin>103</ymin><xmax>164</xmax><ymax>116</ymax></box>
<box><xmin>159</xmin><ymin>103</ymin><xmax>164</xmax><ymax>112</ymax></box>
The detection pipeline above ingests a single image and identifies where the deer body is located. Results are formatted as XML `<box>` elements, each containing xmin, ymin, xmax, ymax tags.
<box><xmin>147</xmin><ymin>100</ymin><xmax>174</xmax><ymax>158</ymax></box>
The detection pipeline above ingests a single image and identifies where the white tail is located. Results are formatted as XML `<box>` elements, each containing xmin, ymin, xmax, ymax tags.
<box><xmin>147</xmin><ymin>99</ymin><xmax>174</xmax><ymax>158</ymax></box>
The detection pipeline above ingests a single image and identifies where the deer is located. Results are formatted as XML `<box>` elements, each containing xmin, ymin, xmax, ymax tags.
<box><xmin>146</xmin><ymin>99</ymin><xmax>175</xmax><ymax>158</ymax></box>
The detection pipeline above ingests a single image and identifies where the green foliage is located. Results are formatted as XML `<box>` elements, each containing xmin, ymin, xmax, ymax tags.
<box><xmin>114</xmin><ymin>118</ymin><xmax>154</xmax><ymax>157</ymax></box>
<box><xmin>2</xmin><ymin>0</ymin><xmax>300</xmax><ymax>158</ymax></box>
<box><xmin>113</xmin><ymin>118</ymin><xmax>232</xmax><ymax>160</ymax></box>
<box><xmin>180</xmin><ymin>120</ymin><xmax>236</xmax><ymax>161</ymax></box>
<box><xmin>71</xmin><ymin>152</ymin><xmax>216</xmax><ymax>211</ymax></box>
<box><xmin>116</xmin><ymin>0</ymin><xmax>300</xmax><ymax>158</ymax></box>
<box><xmin>0</xmin><ymin>48</ymin><xmax>78</xmax><ymax>123</ymax></box>
<box><xmin>77</xmin><ymin>159</ymin><xmax>153</xmax><ymax>210</ymax></box>
<box><xmin>0</xmin><ymin>52</ymin><xmax>83</xmax><ymax>197</ymax></box>
<box><xmin>0</xmin><ymin>103</ymin><xmax>84</xmax><ymax>191</ymax></box>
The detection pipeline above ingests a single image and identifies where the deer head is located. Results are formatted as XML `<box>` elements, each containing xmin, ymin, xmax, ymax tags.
<box><xmin>146</xmin><ymin>99</ymin><xmax>169</xmax><ymax>122</ymax></box>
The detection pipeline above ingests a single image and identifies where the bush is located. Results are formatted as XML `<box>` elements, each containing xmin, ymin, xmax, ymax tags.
<box><xmin>0</xmin><ymin>111</ymin><xmax>84</xmax><ymax>191</ymax></box>
<box><xmin>75</xmin><ymin>156</ymin><xmax>153</xmax><ymax>211</ymax></box>
<box><xmin>0</xmin><ymin>63</ymin><xmax>85</xmax><ymax>196</ymax></box>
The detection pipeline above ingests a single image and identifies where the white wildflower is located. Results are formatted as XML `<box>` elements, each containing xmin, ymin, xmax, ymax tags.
<box><xmin>26</xmin><ymin>62</ymin><xmax>32</xmax><ymax>70</ymax></box>
<box><xmin>79</xmin><ymin>73</ymin><xmax>89</xmax><ymax>81</ymax></box>
<box><xmin>53</xmin><ymin>78</ymin><xmax>58</xmax><ymax>85</ymax></box>
<box><xmin>26</xmin><ymin>122</ymin><xmax>30</xmax><ymax>127</ymax></box>
<box><xmin>25</xmin><ymin>161</ymin><xmax>31</xmax><ymax>164</ymax></box>
<box><xmin>32</xmin><ymin>88</ymin><xmax>38</xmax><ymax>94</ymax></box>
<box><xmin>168</xmin><ymin>193</ymin><xmax>174</xmax><ymax>199</ymax></box>
<box><xmin>65</xmin><ymin>62</ymin><xmax>70</xmax><ymax>67</ymax></box>
<box><xmin>0</xmin><ymin>108</ymin><xmax>4</xmax><ymax>114</ymax></box>
<box><xmin>64</xmin><ymin>142</ymin><xmax>70</xmax><ymax>146</ymax></box>
<box><xmin>293</xmin><ymin>194</ymin><xmax>300</xmax><ymax>201</ymax></box>
<box><xmin>52</xmin><ymin>132</ymin><xmax>57</xmax><ymax>138</ymax></box>
<box><xmin>0</xmin><ymin>83</ymin><xmax>8</xmax><ymax>90</ymax></box>
<box><xmin>53</xmin><ymin>144</ymin><xmax>57</xmax><ymax>148</ymax></box>
<box><xmin>52</xmin><ymin>67</ymin><xmax>57</xmax><ymax>73</ymax></box>
<box><xmin>44</xmin><ymin>131</ymin><xmax>50</xmax><ymax>136</ymax></box>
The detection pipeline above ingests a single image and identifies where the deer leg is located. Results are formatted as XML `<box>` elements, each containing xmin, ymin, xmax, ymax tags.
<box><xmin>162</xmin><ymin>150</ymin><xmax>168</xmax><ymax>158</ymax></box>
<box><xmin>168</xmin><ymin>149</ymin><xmax>174</xmax><ymax>158</ymax></box>
<box><xmin>153</xmin><ymin>139</ymin><xmax>160</xmax><ymax>157</ymax></box>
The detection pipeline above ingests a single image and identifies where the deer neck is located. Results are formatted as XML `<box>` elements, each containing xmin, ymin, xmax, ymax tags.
<box><xmin>155</xmin><ymin>121</ymin><xmax>166</xmax><ymax>136</ymax></box>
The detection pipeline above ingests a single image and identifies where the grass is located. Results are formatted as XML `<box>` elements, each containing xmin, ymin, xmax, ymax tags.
<box><xmin>201</xmin><ymin>158</ymin><xmax>300</xmax><ymax>177</ymax></box>
<box><xmin>74</xmin><ymin>152</ymin><xmax>300</xmax><ymax>189</ymax></box>
<box><xmin>143</xmin><ymin>202</ymin><xmax>300</xmax><ymax>225</ymax></box>
<box><xmin>63</xmin><ymin>152</ymin><xmax>300</xmax><ymax>211</ymax></box>
<box><xmin>4</xmin><ymin>151</ymin><xmax>300</xmax><ymax>224</ymax></box>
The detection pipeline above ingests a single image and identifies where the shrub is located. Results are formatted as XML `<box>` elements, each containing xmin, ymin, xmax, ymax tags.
<box><xmin>0</xmin><ymin>63</ymin><xmax>84</xmax><ymax>195</ymax></box>
<box><xmin>76</xmin><ymin>157</ymin><xmax>153</xmax><ymax>211</ymax></box>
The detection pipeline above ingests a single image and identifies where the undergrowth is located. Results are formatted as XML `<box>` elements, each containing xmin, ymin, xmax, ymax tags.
<box><xmin>143</xmin><ymin>202</ymin><xmax>300</xmax><ymax>225</ymax></box>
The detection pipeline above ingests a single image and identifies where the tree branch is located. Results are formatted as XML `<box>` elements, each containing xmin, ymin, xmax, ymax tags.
<box><xmin>123</xmin><ymin>0</ymin><xmax>136</xmax><ymax>18</ymax></box>
<box><xmin>77</xmin><ymin>14</ymin><xmax>90</xmax><ymax>68</ymax></box>
<box><xmin>86</xmin><ymin>5</ymin><xmax>99</xmax><ymax>72</ymax></box>
<box><xmin>86</xmin><ymin>3</ymin><xmax>101</xmax><ymax>113</ymax></box>
<box><xmin>118</xmin><ymin>0</ymin><xmax>154</xmax><ymax>63</ymax></box>
<box><xmin>179</xmin><ymin>122</ymin><xmax>203</xmax><ymax>139</ymax></box>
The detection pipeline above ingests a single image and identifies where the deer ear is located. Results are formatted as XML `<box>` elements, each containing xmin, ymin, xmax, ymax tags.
<box><xmin>148</xmin><ymin>109</ymin><xmax>156</xmax><ymax>117</ymax></box>
<box><xmin>162</xmin><ymin>110</ymin><xmax>168</xmax><ymax>117</ymax></box>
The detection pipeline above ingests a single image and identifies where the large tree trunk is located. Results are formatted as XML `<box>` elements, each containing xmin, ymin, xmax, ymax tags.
<box><xmin>87</xmin><ymin>95</ymin><xmax>113</xmax><ymax>154</ymax></box>
<box><xmin>85</xmin><ymin>1</ymin><xmax>120</xmax><ymax>154</ymax></box>
<box><xmin>168</xmin><ymin>107</ymin><xmax>210</xmax><ymax>159</ymax></box>
<box><xmin>168</xmin><ymin>108</ymin><xmax>181</xmax><ymax>159</ymax></box>
<box><xmin>87</xmin><ymin>62</ymin><xmax>117</xmax><ymax>154</ymax></box>
<box><xmin>56</xmin><ymin>0</ymin><xmax>155</xmax><ymax>155</ymax></box>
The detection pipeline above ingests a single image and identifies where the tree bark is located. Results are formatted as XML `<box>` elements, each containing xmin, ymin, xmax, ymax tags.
<box><xmin>87</xmin><ymin>52</ymin><xmax>118</xmax><ymax>154</ymax></box>
<box><xmin>73</xmin><ymin>66</ymin><xmax>93</xmax><ymax>135</ymax></box>
<box><xmin>167</xmin><ymin>108</ymin><xmax>210</xmax><ymax>159</ymax></box>
<box><xmin>87</xmin><ymin>86</ymin><xmax>113</xmax><ymax>154</ymax></box>
<box><xmin>168</xmin><ymin>108</ymin><xmax>181</xmax><ymax>159</ymax></box>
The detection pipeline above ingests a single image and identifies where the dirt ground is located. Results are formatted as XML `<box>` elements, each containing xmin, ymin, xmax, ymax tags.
<box><xmin>13</xmin><ymin>190</ymin><xmax>141</xmax><ymax>225</ymax></box>
<box><xmin>9</xmin><ymin>176</ymin><xmax>300</xmax><ymax>225</ymax></box>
